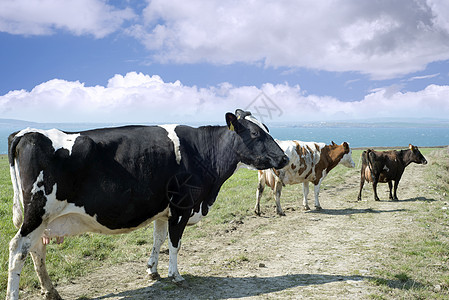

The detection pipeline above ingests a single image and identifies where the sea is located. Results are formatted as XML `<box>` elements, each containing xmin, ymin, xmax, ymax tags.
<box><xmin>1</xmin><ymin>121</ymin><xmax>449</xmax><ymax>154</ymax></box>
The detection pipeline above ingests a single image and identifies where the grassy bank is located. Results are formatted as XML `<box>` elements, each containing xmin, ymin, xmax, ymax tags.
<box><xmin>0</xmin><ymin>147</ymin><xmax>447</xmax><ymax>299</ymax></box>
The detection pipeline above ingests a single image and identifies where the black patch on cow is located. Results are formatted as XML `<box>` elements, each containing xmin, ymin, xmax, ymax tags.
<box><xmin>20</xmin><ymin>190</ymin><xmax>47</xmax><ymax>237</ymax></box>
<box><xmin>167</xmin><ymin>172</ymin><xmax>203</xmax><ymax>210</ymax></box>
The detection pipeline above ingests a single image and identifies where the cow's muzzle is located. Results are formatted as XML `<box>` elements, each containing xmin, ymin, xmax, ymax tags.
<box><xmin>276</xmin><ymin>155</ymin><xmax>289</xmax><ymax>169</ymax></box>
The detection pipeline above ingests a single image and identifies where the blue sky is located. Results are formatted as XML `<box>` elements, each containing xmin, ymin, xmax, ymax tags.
<box><xmin>1</xmin><ymin>0</ymin><xmax>449</xmax><ymax>124</ymax></box>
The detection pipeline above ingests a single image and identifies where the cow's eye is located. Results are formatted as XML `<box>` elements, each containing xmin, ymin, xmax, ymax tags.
<box><xmin>251</xmin><ymin>131</ymin><xmax>259</xmax><ymax>137</ymax></box>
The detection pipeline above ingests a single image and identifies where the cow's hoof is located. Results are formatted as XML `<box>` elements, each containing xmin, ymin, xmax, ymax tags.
<box><xmin>173</xmin><ymin>279</ymin><xmax>189</xmax><ymax>288</ymax></box>
<box><xmin>149</xmin><ymin>272</ymin><xmax>161</xmax><ymax>280</ymax></box>
<box><xmin>254</xmin><ymin>210</ymin><xmax>261</xmax><ymax>216</ymax></box>
<box><xmin>277</xmin><ymin>212</ymin><xmax>286</xmax><ymax>216</ymax></box>
<box><xmin>43</xmin><ymin>288</ymin><xmax>62</xmax><ymax>300</ymax></box>
<box><xmin>374</xmin><ymin>198</ymin><xmax>380</xmax><ymax>201</ymax></box>
<box><xmin>315</xmin><ymin>206</ymin><xmax>322</xmax><ymax>211</ymax></box>
<box><xmin>304</xmin><ymin>206</ymin><xmax>311</xmax><ymax>211</ymax></box>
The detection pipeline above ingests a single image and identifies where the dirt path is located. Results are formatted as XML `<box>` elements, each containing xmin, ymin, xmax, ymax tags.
<box><xmin>24</xmin><ymin>161</ymin><xmax>435</xmax><ymax>299</ymax></box>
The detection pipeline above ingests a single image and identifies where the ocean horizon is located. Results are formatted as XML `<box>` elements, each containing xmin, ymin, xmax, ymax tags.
<box><xmin>1</xmin><ymin>120</ymin><xmax>449</xmax><ymax>154</ymax></box>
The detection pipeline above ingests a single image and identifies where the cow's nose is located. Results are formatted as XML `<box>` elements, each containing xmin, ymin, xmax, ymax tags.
<box><xmin>280</xmin><ymin>155</ymin><xmax>289</xmax><ymax>167</ymax></box>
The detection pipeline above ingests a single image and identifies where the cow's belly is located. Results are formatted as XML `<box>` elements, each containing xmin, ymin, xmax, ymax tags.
<box><xmin>283</xmin><ymin>167</ymin><xmax>316</xmax><ymax>185</ymax></box>
<box><xmin>378</xmin><ymin>173</ymin><xmax>390</xmax><ymax>183</ymax></box>
<box><xmin>44</xmin><ymin>203</ymin><xmax>169</xmax><ymax>239</ymax></box>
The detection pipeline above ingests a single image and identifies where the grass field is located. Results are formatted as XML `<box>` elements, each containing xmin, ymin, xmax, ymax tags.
<box><xmin>1</xmin><ymin>147</ymin><xmax>448</xmax><ymax>299</ymax></box>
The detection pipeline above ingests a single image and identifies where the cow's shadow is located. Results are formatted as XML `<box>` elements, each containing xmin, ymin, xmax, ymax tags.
<box><xmin>399</xmin><ymin>196</ymin><xmax>437</xmax><ymax>202</ymax></box>
<box><xmin>91</xmin><ymin>273</ymin><xmax>423</xmax><ymax>299</ymax></box>
<box><xmin>306</xmin><ymin>208</ymin><xmax>408</xmax><ymax>216</ymax></box>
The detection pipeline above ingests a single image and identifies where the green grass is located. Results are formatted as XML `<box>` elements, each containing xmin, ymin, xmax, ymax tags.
<box><xmin>0</xmin><ymin>147</ymin><xmax>447</xmax><ymax>299</ymax></box>
<box><xmin>367</xmin><ymin>147</ymin><xmax>449</xmax><ymax>299</ymax></box>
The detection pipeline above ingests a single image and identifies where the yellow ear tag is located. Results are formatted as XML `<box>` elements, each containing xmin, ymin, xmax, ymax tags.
<box><xmin>230</xmin><ymin>123</ymin><xmax>235</xmax><ymax>131</ymax></box>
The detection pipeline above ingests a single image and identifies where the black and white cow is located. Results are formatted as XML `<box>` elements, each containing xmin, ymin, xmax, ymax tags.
<box><xmin>6</xmin><ymin>109</ymin><xmax>288</xmax><ymax>300</ymax></box>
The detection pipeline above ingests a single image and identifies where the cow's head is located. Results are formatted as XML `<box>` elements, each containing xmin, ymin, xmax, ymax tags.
<box><xmin>409</xmin><ymin>144</ymin><xmax>428</xmax><ymax>165</ymax></box>
<box><xmin>226</xmin><ymin>109</ymin><xmax>289</xmax><ymax>170</ymax></box>
<box><xmin>339</xmin><ymin>142</ymin><xmax>355</xmax><ymax>168</ymax></box>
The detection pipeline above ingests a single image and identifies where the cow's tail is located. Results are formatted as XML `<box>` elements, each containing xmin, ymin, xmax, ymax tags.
<box><xmin>8</xmin><ymin>132</ymin><xmax>23</xmax><ymax>229</ymax></box>
<box><xmin>365</xmin><ymin>149</ymin><xmax>376</xmax><ymax>181</ymax></box>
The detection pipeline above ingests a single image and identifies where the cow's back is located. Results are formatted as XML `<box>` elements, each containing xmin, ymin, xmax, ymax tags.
<box><xmin>277</xmin><ymin>140</ymin><xmax>325</xmax><ymax>185</ymax></box>
<box><xmin>10</xmin><ymin>126</ymin><xmax>181</xmax><ymax>232</ymax></box>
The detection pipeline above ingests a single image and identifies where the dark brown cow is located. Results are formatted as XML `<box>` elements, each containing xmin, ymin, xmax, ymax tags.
<box><xmin>357</xmin><ymin>144</ymin><xmax>427</xmax><ymax>201</ymax></box>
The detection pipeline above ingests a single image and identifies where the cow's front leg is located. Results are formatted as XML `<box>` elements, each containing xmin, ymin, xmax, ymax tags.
<box><xmin>167</xmin><ymin>212</ymin><xmax>190</xmax><ymax>284</ymax></box>
<box><xmin>313</xmin><ymin>180</ymin><xmax>323</xmax><ymax>210</ymax></box>
<box><xmin>274</xmin><ymin>178</ymin><xmax>285</xmax><ymax>216</ymax></box>
<box><xmin>303</xmin><ymin>181</ymin><xmax>310</xmax><ymax>210</ymax></box>
<box><xmin>147</xmin><ymin>219</ymin><xmax>168</xmax><ymax>280</ymax></box>
<box><xmin>393</xmin><ymin>180</ymin><xmax>399</xmax><ymax>200</ymax></box>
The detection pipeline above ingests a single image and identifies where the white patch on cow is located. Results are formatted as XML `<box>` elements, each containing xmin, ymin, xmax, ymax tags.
<box><xmin>383</xmin><ymin>165</ymin><xmax>390</xmax><ymax>172</ymax></box>
<box><xmin>244</xmin><ymin>115</ymin><xmax>269</xmax><ymax>133</ymax></box>
<box><xmin>10</xmin><ymin>161</ymin><xmax>24</xmax><ymax>228</ymax></box>
<box><xmin>277</xmin><ymin>140</ymin><xmax>325</xmax><ymax>185</ymax></box>
<box><xmin>16</xmin><ymin>128</ymin><xmax>80</xmax><ymax>155</ymax></box>
<box><xmin>160</xmin><ymin>124</ymin><xmax>182</xmax><ymax>164</ymax></box>
<box><xmin>167</xmin><ymin>238</ymin><xmax>183</xmax><ymax>282</ymax></box>
<box><xmin>187</xmin><ymin>203</ymin><xmax>208</xmax><ymax>225</ymax></box>
<box><xmin>31</xmin><ymin>170</ymin><xmax>45</xmax><ymax>194</ymax></box>
<box><xmin>341</xmin><ymin>151</ymin><xmax>355</xmax><ymax>168</ymax></box>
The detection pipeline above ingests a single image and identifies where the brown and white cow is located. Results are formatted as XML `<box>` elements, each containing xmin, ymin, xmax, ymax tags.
<box><xmin>255</xmin><ymin>140</ymin><xmax>355</xmax><ymax>215</ymax></box>
<box><xmin>357</xmin><ymin>144</ymin><xmax>427</xmax><ymax>201</ymax></box>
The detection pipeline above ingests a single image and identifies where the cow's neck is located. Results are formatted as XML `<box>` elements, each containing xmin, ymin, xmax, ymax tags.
<box><xmin>193</xmin><ymin>126</ymin><xmax>240</xmax><ymax>182</ymax></box>
<box><xmin>324</xmin><ymin>145</ymin><xmax>345</xmax><ymax>172</ymax></box>
<box><xmin>400</xmin><ymin>149</ymin><xmax>415</xmax><ymax>167</ymax></box>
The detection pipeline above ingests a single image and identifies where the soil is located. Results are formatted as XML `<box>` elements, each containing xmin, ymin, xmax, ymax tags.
<box><xmin>22</xmin><ymin>161</ymin><xmax>440</xmax><ymax>299</ymax></box>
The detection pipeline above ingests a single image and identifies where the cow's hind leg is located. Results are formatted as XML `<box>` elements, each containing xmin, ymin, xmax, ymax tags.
<box><xmin>147</xmin><ymin>219</ymin><xmax>168</xmax><ymax>280</ymax></box>
<box><xmin>357</xmin><ymin>169</ymin><xmax>365</xmax><ymax>201</ymax></box>
<box><xmin>254</xmin><ymin>172</ymin><xmax>265</xmax><ymax>216</ymax></box>
<box><xmin>388</xmin><ymin>181</ymin><xmax>394</xmax><ymax>200</ymax></box>
<box><xmin>303</xmin><ymin>182</ymin><xmax>310</xmax><ymax>210</ymax></box>
<box><xmin>30</xmin><ymin>239</ymin><xmax>61</xmax><ymax>300</ymax></box>
<box><xmin>372</xmin><ymin>180</ymin><xmax>380</xmax><ymax>201</ymax></box>
<box><xmin>7</xmin><ymin>232</ymin><xmax>28</xmax><ymax>300</ymax></box>
<box><xmin>7</xmin><ymin>225</ymin><xmax>52</xmax><ymax>300</ymax></box>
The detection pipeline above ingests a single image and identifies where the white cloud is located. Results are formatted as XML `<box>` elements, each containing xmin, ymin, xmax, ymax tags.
<box><xmin>128</xmin><ymin>0</ymin><xmax>449</xmax><ymax>79</ymax></box>
<box><xmin>0</xmin><ymin>0</ymin><xmax>135</xmax><ymax>38</ymax></box>
<box><xmin>407</xmin><ymin>73</ymin><xmax>440</xmax><ymax>81</ymax></box>
<box><xmin>3</xmin><ymin>1</ymin><xmax>448</xmax><ymax>79</ymax></box>
<box><xmin>1</xmin><ymin>72</ymin><xmax>448</xmax><ymax>124</ymax></box>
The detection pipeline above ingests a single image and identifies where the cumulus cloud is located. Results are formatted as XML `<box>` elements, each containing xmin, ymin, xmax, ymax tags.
<box><xmin>0</xmin><ymin>72</ymin><xmax>448</xmax><ymax>124</ymax></box>
<box><xmin>0</xmin><ymin>0</ymin><xmax>135</xmax><ymax>38</ymax></box>
<box><xmin>127</xmin><ymin>0</ymin><xmax>449</xmax><ymax>79</ymax></box>
<box><xmin>2</xmin><ymin>1</ymin><xmax>449</xmax><ymax>79</ymax></box>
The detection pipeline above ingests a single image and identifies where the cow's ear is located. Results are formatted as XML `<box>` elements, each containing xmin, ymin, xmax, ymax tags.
<box><xmin>226</xmin><ymin>112</ymin><xmax>239</xmax><ymax>132</ymax></box>
<box><xmin>409</xmin><ymin>144</ymin><xmax>413</xmax><ymax>150</ymax></box>
<box><xmin>262</xmin><ymin>123</ymin><xmax>269</xmax><ymax>133</ymax></box>
<box><xmin>331</xmin><ymin>141</ymin><xmax>336</xmax><ymax>146</ymax></box>
<box><xmin>343</xmin><ymin>142</ymin><xmax>350</xmax><ymax>153</ymax></box>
